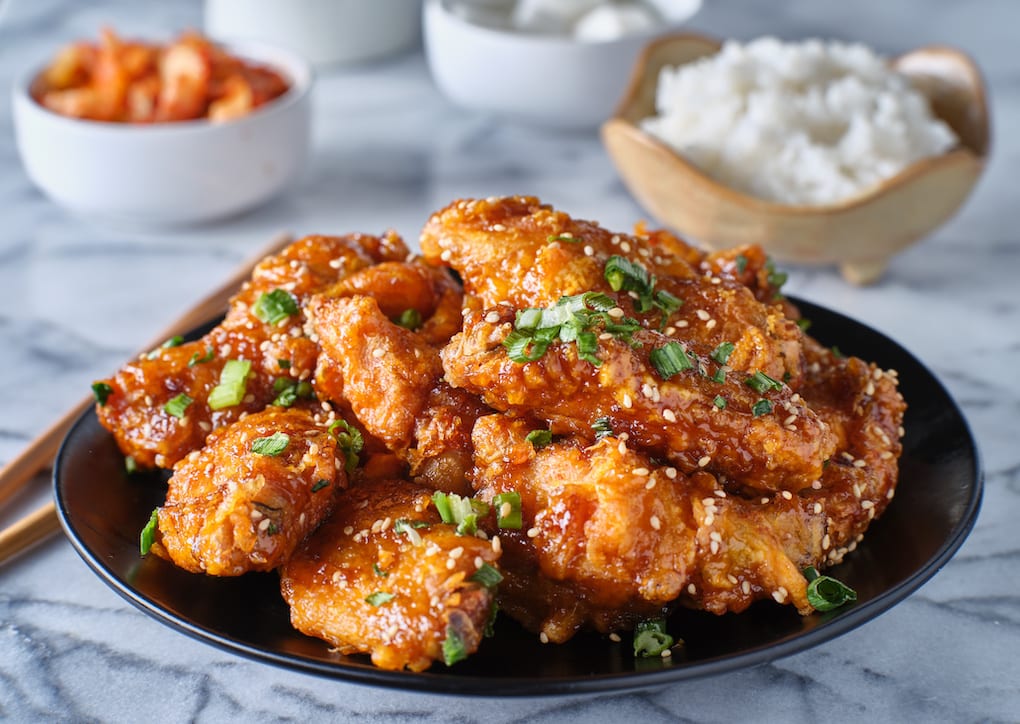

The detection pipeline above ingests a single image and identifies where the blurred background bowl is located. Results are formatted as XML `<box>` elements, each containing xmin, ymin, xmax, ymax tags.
<box><xmin>423</xmin><ymin>0</ymin><xmax>702</xmax><ymax>129</ymax></box>
<box><xmin>12</xmin><ymin>39</ymin><xmax>312</xmax><ymax>227</ymax></box>
<box><xmin>601</xmin><ymin>34</ymin><xmax>990</xmax><ymax>284</ymax></box>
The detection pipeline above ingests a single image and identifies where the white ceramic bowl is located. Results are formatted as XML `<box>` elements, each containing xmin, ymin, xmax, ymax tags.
<box><xmin>423</xmin><ymin>0</ymin><xmax>701</xmax><ymax>128</ymax></box>
<box><xmin>12</xmin><ymin>40</ymin><xmax>312</xmax><ymax>226</ymax></box>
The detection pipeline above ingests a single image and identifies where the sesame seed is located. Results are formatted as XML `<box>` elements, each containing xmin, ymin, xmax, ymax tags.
<box><xmin>474</xmin><ymin>556</ymin><xmax>484</xmax><ymax>569</ymax></box>
<box><xmin>688</xmin><ymin>583</ymin><xmax>697</xmax><ymax>595</ymax></box>
<box><xmin>650</xmin><ymin>515</ymin><xmax>661</xmax><ymax>530</ymax></box>
<box><xmin>709</xmin><ymin>531</ymin><xmax>722</xmax><ymax>543</ymax></box>
<box><xmin>813</xmin><ymin>503</ymin><xmax>823</xmax><ymax>514</ymax></box>
<box><xmin>663</xmin><ymin>326</ymin><xmax>676</xmax><ymax>336</ymax></box>
<box><xmin>741</xmin><ymin>581</ymin><xmax>751</xmax><ymax>594</ymax></box>
<box><xmin>645</xmin><ymin>478</ymin><xmax>657</xmax><ymax>490</ymax></box>
<box><xmin>772</xmin><ymin>588</ymin><xmax>787</xmax><ymax>604</ymax></box>
<box><xmin>500</xmin><ymin>501</ymin><xmax>512</xmax><ymax>519</ymax></box>
<box><xmin>449</xmin><ymin>546</ymin><xmax>464</xmax><ymax>559</ymax></box>
<box><xmin>199</xmin><ymin>421</ymin><xmax>212</xmax><ymax>432</ymax></box>
<box><xmin>344</xmin><ymin>525</ymin><xmax>354</xmax><ymax>535</ymax></box>
<box><xmin>258</xmin><ymin>519</ymin><xmax>271</xmax><ymax>531</ymax></box>
<box><xmin>676</xmin><ymin>320</ymin><xmax>689</xmax><ymax>328</ymax></box>
<box><xmin>539</xmin><ymin>632</ymin><xmax>549</xmax><ymax>644</ymax></box>
<box><xmin>608</xmin><ymin>307</ymin><xmax>625</xmax><ymax>319</ymax></box>
<box><xmin>439</xmin><ymin>249</ymin><xmax>452</xmax><ymax>262</ymax></box>
<box><xmin>611</xmin><ymin>235</ymin><xmax>621</xmax><ymax>246</ymax></box>
<box><xmin>609</xmin><ymin>633</ymin><xmax>622</xmax><ymax>643</ymax></box>
<box><xmin>598</xmin><ymin>332</ymin><xmax>613</xmax><ymax>341</ymax></box>
<box><xmin>761</xmin><ymin>497</ymin><xmax>770</xmax><ymax>504</ymax></box>
<box><xmin>484</xmin><ymin>311</ymin><xmax>501</xmax><ymax>324</ymax></box>
<box><xmin>698</xmin><ymin>455</ymin><xmax>711</xmax><ymax>467</ymax></box>
<box><xmin>619</xmin><ymin>241</ymin><xmax>632</xmax><ymax>253</ymax></box>
<box><xmin>622</xmin><ymin>393</ymin><xmax>633</xmax><ymax>409</ymax></box>
<box><xmin>811</xmin><ymin>480</ymin><xmax>822</xmax><ymax>490</ymax></box>
<box><xmin>633</xmin><ymin>467</ymin><xmax>650</xmax><ymax>476</ymax></box>
<box><xmin>853</xmin><ymin>459</ymin><xmax>867</xmax><ymax>468</ymax></box>
<box><xmin>727</xmin><ymin>574</ymin><xmax>738</xmax><ymax>585</ymax></box>
<box><xmin>492</xmin><ymin>536</ymin><xmax>502</xmax><ymax>553</ymax></box>
<box><xmin>704</xmin><ymin>513</ymin><xmax>715</xmax><ymax>526</ymax></box>
<box><xmin>706</xmin><ymin>319</ymin><xmax>717</xmax><ymax>330</ymax></box>
<box><xmin>663</xmin><ymin>408</ymin><xmax>677</xmax><ymax>422</ymax></box>
<box><xmin>781</xmin><ymin>490</ymin><xmax>793</xmax><ymax>500</ymax></box>
<box><xmin>887</xmin><ymin>488</ymin><xmax>896</xmax><ymax>500</ymax></box>
<box><xmin>583</xmin><ymin>245</ymin><xmax>594</xmax><ymax>256</ymax></box>
<box><xmin>710</xmin><ymin>540</ymin><xmax>720</xmax><ymax>554</ymax></box>
<box><xmin>492</xmin><ymin>223</ymin><xmax>506</xmax><ymax>232</ymax></box>
<box><xmin>332</xmin><ymin>571</ymin><xmax>343</xmax><ymax>584</ymax></box>
<box><xmin>526</xmin><ymin>527</ymin><xmax>540</xmax><ymax>538</ymax></box>
<box><xmin>696</xmin><ymin>310</ymin><xmax>710</xmax><ymax>321</ymax></box>
<box><xmin>617</xmin><ymin>441</ymin><xmax>628</xmax><ymax>455</ymax></box>
<box><xmin>783</xmin><ymin>414</ymin><xmax>797</xmax><ymax>426</ymax></box>
<box><xmin>714</xmin><ymin>490</ymin><xmax>726</xmax><ymax>498</ymax></box>
<box><xmin>861</xmin><ymin>500</ymin><xmax>875</xmax><ymax>510</ymax></box>
<box><xmin>445</xmin><ymin>559</ymin><xmax>456</xmax><ymax>570</ymax></box>
<box><xmin>371</xmin><ymin>348</ymin><xmax>385</xmax><ymax>359</ymax></box>
<box><xmin>661</xmin><ymin>649</ymin><xmax>672</xmax><ymax>658</ymax></box>
<box><xmin>665</xmin><ymin>467</ymin><xmax>677</xmax><ymax>479</ymax></box>
<box><xmin>822</xmin><ymin>533</ymin><xmax>831</xmax><ymax>550</ymax></box>
<box><xmin>881</xmin><ymin>450</ymin><xmax>894</xmax><ymax>460</ymax></box>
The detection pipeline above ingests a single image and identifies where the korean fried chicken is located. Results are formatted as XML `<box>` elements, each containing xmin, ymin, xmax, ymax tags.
<box><xmin>96</xmin><ymin>195</ymin><xmax>905</xmax><ymax>671</ymax></box>
<box><xmin>280</xmin><ymin>478</ymin><xmax>500</xmax><ymax>671</ymax></box>
<box><xmin>154</xmin><ymin>405</ymin><xmax>346</xmax><ymax>575</ymax></box>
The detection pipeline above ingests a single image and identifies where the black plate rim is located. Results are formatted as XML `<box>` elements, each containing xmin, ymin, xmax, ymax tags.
<box><xmin>53</xmin><ymin>298</ymin><xmax>983</xmax><ymax>697</ymax></box>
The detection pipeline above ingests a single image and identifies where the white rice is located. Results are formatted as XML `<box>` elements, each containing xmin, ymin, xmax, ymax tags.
<box><xmin>640</xmin><ymin>37</ymin><xmax>959</xmax><ymax>205</ymax></box>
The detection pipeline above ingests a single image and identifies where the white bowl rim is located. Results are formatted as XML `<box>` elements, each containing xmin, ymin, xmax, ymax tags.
<box><xmin>12</xmin><ymin>37</ymin><xmax>313</xmax><ymax>136</ymax></box>
<box><xmin>427</xmin><ymin>0</ymin><xmax>702</xmax><ymax>48</ymax></box>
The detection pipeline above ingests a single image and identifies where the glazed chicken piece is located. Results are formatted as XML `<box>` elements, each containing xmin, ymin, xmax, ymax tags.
<box><xmin>153</xmin><ymin>405</ymin><xmax>346</xmax><ymax>575</ymax></box>
<box><xmin>419</xmin><ymin>195</ymin><xmax>804</xmax><ymax>382</ymax></box>
<box><xmin>470</xmin><ymin>414</ymin><xmax>816</xmax><ymax>642</ymax></box>
<box><xmin>280</xmin><ymin>478</ymin><xmax>501</xmax><ymax>671</ymax></box>
<box><xmin>309</xmin><ymin>294</ymin><xmax>486</xmax><ymax>494</ymax></box>
<box><xmin>444</xmin><ymin>307</ymin><xmax>837</xmax><ymax>492</ymax></box>
<box><xmin>95</xmin><ymin>232</ymin><xmax>408</xmax><ymax>468</ymax></box>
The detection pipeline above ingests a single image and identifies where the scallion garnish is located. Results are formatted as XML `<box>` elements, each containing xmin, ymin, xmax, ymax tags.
<box><xmin>710</xmin><ymin>342</ymin><xmax>735</xmax><ymax>365</ymax></box>
<box><xmin>804</xmin><ymin>566</ymin><xmax>858</xmax><ymax>611</ymax></box>
<box><xmin>277</xmin><ymin>358</ymin><xmax>291</xmax><ymax>369</ymax></box>
<box><xmin>604</xmin><ymin>255</ymin><xmax>652</xmax><ymax>300</ymax></box>
<box><xmin>493</xmin><ymin>491</ymin><xmax>522</xmax><ymax>529</ymax></box>
<box><xmin>795</xmin><ymin>318</ymin><xmax>812</xmax><ymax>332</ymax></box>
<box><xmin>431</xmin><ymin>491</ymin><xmax>489</xmax><ymax>536</ymax></box>
<box><xmin>147</xmin><ymin>335</ymin><xmax>184</xmax><ymax>359</ymax></box>
<box><xmin>711</xmin><ymin>367</ymin><xmax>727</xmax><ymax>384</ymax></box>
<box><xmin>311</xmin><ymin>479</ymin><xmax>329</xmax><ymax>493</ymax></box>
<box><xmin>163</xmin><ymin>393</ymin><xmax>193</xmax><ymax>419</ymax></box>
<box><xmin>713</xmin><ymin>395</ymin><xmax>727</xmax><ymax>409</ymax></box>
<box><xmin>252</xmin><ymin>432</ymin><xmax>289</xmax><ymax>456</ymax></box>
<box><xmin>365</xmin><ymin>591</ymin><xmax>394</xmax><ymax>607</ymax></box>
<box><xmin>139</xmin><ymin>508</ymin><xmax>159</xmax><ymax>556</ymax></box>
<box><xmin>525</xmin><ymin>429</ymin><xmax>552</xmax><ymax>449</ymax></box>
<box><xmin>124</xmin><ymin>455</ymin><xmax>137</xmax><ymax>475</ymax></box>
<box><xmin>395</xmin><ymin>308</ymin><xmax>422</xmax><ymax>330</ymax></box>
<box><xmin>752</xmin><ymin>399</ymin><xmax>773</xmax><ymax>417</ymax></box>
<box><xmin>207</xmin><ymin>359</ymin><xmax>252</xmax><ymax>410</ymax></box>
<box><xmin>470</xmin><ymin>563</ymin><xmax>503</xmax><ymax>589</ymax></box>
<box><xmin>649</xmin><ymin>341</ymin><xmax>694</xmax><ymax>380</ymax></box>
<box><xmin>633</xmin><ymin>618</ymin><xmax>673</xmax><ymax>658</ymax></box>
<box><xmin>442</xmin><ymin>625</ymin><xmax>468</xmax><ymax>666</ymax></box>
<box><xmin>188</xmin><ymin>347</ymin><xmax>215</xmax><ymax>367</ymax></box>
<box><xmin>328</xmin><ymin>419</ymin><xmax>363</xmax><ymax>472</ymax></box>
<box><xmin>271</xmin><ymin>377</ymin><xmax>313</xmax><ymax>407</ymax></box>
<box><xmin>734</xmin><ymin>254</ymin><xmax>748</xmax><ymax>274</ymax></box>
<box><xmin>831</xmin><ymin>346</ymin><xmax>845</xmax><ymax>359</ymax></box>
<box><xmin>253</xmin><ymin>289</ymin><xmax>300</xmax><ymax>325</ymax></box>
<box><xmin>745</xmin><ymin>370</ymin><xmax>783</xmax><ymax>394</ymax></box>
<box><xmin>592</xmin><ymin>416</ymin><xmax>614</xmax><ymax>440</ymax></box>
<box><xmin>765</xmin><ymin>258</ymin><xmax>788</xmax><ymax>294</ymax></box>
<box><xmin>373</xmin><ymin>563</ymin><xmax>389</xmax><ymax>578</ymax></box>
<box><xmin>547</xmin><ymin>233</ymin><xmax>580</xmax><ymax>243</ymax></box>
<box><xmin>91</xmin><ymin>382</ymin><xmax>114</xmax><ymax>406</ymax></box>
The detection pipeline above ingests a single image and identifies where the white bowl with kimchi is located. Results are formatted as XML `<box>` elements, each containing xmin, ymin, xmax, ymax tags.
<box><xmin>12</xmin><ymin>30</ymin><xmax>312</xmax><ymax>226</ymax></box>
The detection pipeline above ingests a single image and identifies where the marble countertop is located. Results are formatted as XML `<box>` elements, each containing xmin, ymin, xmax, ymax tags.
<box><xmin>1</xmin><ymin>0</ymin><xmax>1017</xmax><ymax>721</ymax></box>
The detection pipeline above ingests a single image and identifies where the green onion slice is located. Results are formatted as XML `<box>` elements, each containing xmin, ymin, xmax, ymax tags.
<box><xmin>163</xmin><ymin>393</ymin><xmax>193</xmax><ymax>419</ymax></box>
<box><xmin>207</xmin><ymin>359</ymin><xmax>252</xmax><ymax>410</ymax></box>
<box><xmin>124</xmin><ymin>456</ymin><xmax>137</xmax><ymax>475</ymax></box>
<box><xmin>804</xmin><ymin>566</ymin><xmax>858</xmax><ymax>611</ymax></box>
<box><xmin>493</xmin><ymin>491</ymin><xmax>522</xmax><ymax>529</ymax></box>
<box><xmin>395</xmin><ymin>308</ymin><xmax>422</xmax><ymax>330</ymax></box>
<box><xmin>365</xmin><ymin>591</ymin><xmax>394</xmax><ymax>607</ymax></box>
<box><xmin>752</xmin><ymin>399</ymin><xmax>773</xmax><ymax>417</ymax></box>
<box><xmin>525</xmin><ymin>429</ymin><xmax>552</xmax><ymax>450</ymax></box>
<box><xmin>745</xmin><ymin>370</ymin><xmax>783</xmax><ymax>394</ymax></box>
<box><xmin>147</xmin><ymin>335</ymin><xmax>184</xmax><ymax>359</ymax></box>
<box><xmin>734</xmin><ymin>254</ymin><xmax>748</xmax><ymax>274</ymax></box>
<box><xmin>139</xmin><ymin>508</ymin><xmax>159</xmax><ymax>556</ymax></box>
<box><xmin>253</xmin><ymin>289</ymin><xmax>300</xmax><ymax>325</ymax></box>
<box><xmin>442</xmin><ymin>625</ymin><xmax>468</xmax><ymax>666</ymax></box>
<box><xmin>633</xmin><ymin>618</ymin><xmax>673</xmax><ymax>658</ymax></box>
<box><xmin>713</xmin><ymin>395</ymin><xmax>727</xmax><ymax>410</ymax></box>
<box><xmin>329</xmin><ymin>419</ymin><xmax>364</xmax><ymax>472</ymax></box>
<box><xmin>252</xmin><ymin>432</ymin><xmax>289</xmax><ymax>456</ymax></box>
<box><xmin>188</xmin><ymin>347</ymin><xmax>215</xmax><ymax>367</ymax></box>
<box><xmin>470</xmin><ymin>562</ymin><xmax>503</xmax><ymax>589</ymax></box>
<box><xmin>547</xmin><ymin>233</ymin><xmax>580</xmax><ymax>243</ymax></box>
<box><xmin>431</xmin><ymin>491</ymin><xmax>489</xmax><ymax>536</ymax></box>
<box><xmin>592</xmin><ymin>416</ymin><xmax>614</xmax><ymax>440</ymax></box>
<box><xmin>372</xmin><ymin>563</ymin><xmax>389</xmax><ymax>578</ymax></box>
<box><xmin>311</xmin><ymin>479</ymin><xmax>330</xmax><ymax>493</ymax></box>
<box><xmin>710</xmin><ymin>342</ymin><xmax>735</xmax><ymax>365</ymax></box>
<box><xmin>91</xmin><ymin>382</ymin><xmax>114</xmax><ymax>406</ymax></box>
<box><xmin>649</xmin><ymin>341</ymin><xmax>694</xmax><ymax>380</ymax></box>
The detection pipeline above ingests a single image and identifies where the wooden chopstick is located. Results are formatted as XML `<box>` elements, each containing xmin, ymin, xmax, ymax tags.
<box><xmin>0</xmin><ymin>232</ymin><xmax>293</xmax><ymax>566</ymax></box>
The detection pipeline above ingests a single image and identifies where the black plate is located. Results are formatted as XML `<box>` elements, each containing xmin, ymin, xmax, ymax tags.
<box><xmin>53</xmin><ymin>299</ymin><xmax>982</xmax><ymax>696</ymax></box>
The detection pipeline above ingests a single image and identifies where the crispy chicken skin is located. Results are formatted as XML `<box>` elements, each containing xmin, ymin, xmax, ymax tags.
<box><xmin>444</xmin><ymin>307</ymin><xmax>836</xmax><ymax>491</ymax></box>
<box><xmin>154</xmin><ymin>405</ymin><xmax>345</xmax><ymax>575</ymax></box>
<box><xmin>95</xmin><ymin>232</ymin><xmax>409</xmax><ymax>468</ymax></box>
<box><xmin>280</xmin><ymin>478</ymin><xmax>500</xmax><ymax>671</ymax></box>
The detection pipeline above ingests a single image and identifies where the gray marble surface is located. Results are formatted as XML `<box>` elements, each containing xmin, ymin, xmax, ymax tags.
<box><xmin>1</xmin><ymin>0</ymin><xmax>1017</xmax><ymax>721</ymax></box>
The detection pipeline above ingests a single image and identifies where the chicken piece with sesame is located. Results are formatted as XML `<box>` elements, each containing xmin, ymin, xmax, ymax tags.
<box><xmin>153</xmin><ymin>405</ymin><xmax>347</xmax><ymax>575</ymax></box>
<box><xmin>280</xmin><ymin>477</ymin><xmax>500</xmax><ymax>671</ymax></box>
<box><xmin>94</xmin><ymin>232</ymin><xmax>408</xmax><ymax>469</ymax></box>
<box><xmin>443</xmin><ymin>307</ymin><xmax>837</xmax><ymax>492</ymax></box>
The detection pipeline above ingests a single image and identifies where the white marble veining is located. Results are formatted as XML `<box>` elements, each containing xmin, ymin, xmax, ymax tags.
<box><xmin>1</xmin><ymin>0</ymin><xmax>1017</xmax><ymax>721</ymax></box>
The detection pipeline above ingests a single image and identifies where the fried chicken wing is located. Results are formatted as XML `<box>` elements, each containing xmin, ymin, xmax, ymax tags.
<box><xmin>280</xmin><ymin>478</ymin><xmax>500</xmax><ymax>671</ymax></box>
<box><xmin>154</xmin><ymin>406</ymin><xmax>345</xmax><ymax>575</ymax></box>
<box><xmin>95</xmin><ymin>232</ymin><xmax>407</xmax><ymax>468</ymax></box>
<box><xmin>444</xmin><ymin>307</ymin><xmax>836</xmax><ymax>491</ymax></box>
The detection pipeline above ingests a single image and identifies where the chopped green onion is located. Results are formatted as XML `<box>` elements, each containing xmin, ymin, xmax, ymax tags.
<box><xmin>633</xmin><ymin>618</ymin><xmax>673</xmax><ymax>658</ymax></box>
<box><xmin>493</xmin><ymin>491</ymin><xmax>522</xmax><ymax>529</ymax></box>
<box><xmin>267</xmin><ymin>522</ymin><xmax>279</xmax><ymax>536</ymax></box>
<box><xmin>365</xmin><ymin>591</ymin><xmax>394</xmax><ymax>607</ymax></box>
<box><xmin>272</xmin><ymin>378</ymin><xmax>313</xmax><ymax>407</ymax></box>
<box><xmin>442</xmin><ymin>625</ymin><xmax>468</xmax><ymax>666</ymax></box>
<box><xmin>124</xmin><ymin>455</ymin><xmax>137</xmax><ymax>475</ymax></box>
<box><xmin>277</xmin><ymin>358</ymin><xmax>291</xmax><ymax>369</ymax></box>
<box><xmin>831</xmin><ymin>346</ymin><xmax>845</xmax><ymax>359</ymax></box>
<box><xmin>163</xmin><ymin>393</ymin><xmax>193</xmax><ymax>419</ymax></box>
<box><xmin>804</xmin><ymin>566</ymin><xmax>857</xmax><ymax>611</ymax></box>
<box><xmin>654</xmin><ymin>289</ymin><xmax>683</xmax><ymax>317</ymax></box>
<box><xmin>604</xmin><ymin>255</ymin><xmax>652</xmax><ymax>297</ymax></box>
<box><xmin>139</xmin><ymin>508</ymin><xmax>159</xmax><ymax>556</ymax></box>
<box><xmin>795</xmin><ymin>318</ymin><xmax>812</xmax><ymax>332</ymax></box>
<box><xmin>745</xmin><ymin>370</ymin><xmax>783</xmax><ymax>394</ymax></box>
<box><xmin>752</xmin><ymin>399</ymin><xmax>773</xmax><ymax>417</ymax></box>
<box><xmin>734</xmin><ymin>254</ymin><xmax>748</xmax><ymax>274</ymax></box>
<box><xmin>252</xmin><ymin>432</ymin><xmax>289</xmax><ymax>456</ymax></box>
<box><xmin>483</xmin><ymin>602</ymin><xmax>499</xmax><ymax>638</ymax></box>
<box><xmin>582</xmin><ymin>292</ymin><xmax>616</xmax><ymax>311</ymax></box>
<box><xmin>91</xmin><ymin>382</ymin><xmax>113</xmax><ymax>406</ymax></box>
<box><xmin>394</xmin><ymin>519</ymin><xmax>429</xmax><ymax>531</ymax></box>
<box><xmin>432</xmin><ymin>491</ymin><xmax>455</xmax><ymax>524</ymax></box>
<box><xmin>504</xmin><ymin>330</ymin><xmax>550</xmax><ymax>363</ymax></box>
<box><xmin>373</xmin><ymin>563</ymin><xmax>389</xmax><ymax>578</ymax></box>
<box><xmin>431</xmin><ymin>491</ymin><xmax>489</xmax><ymax>536</ymax></box>
<box><xmin>710</xmin><ymin>342</ymin><xmax>735</xmax><ymax>365</ymax></box>
<box><xmin>395</xmin><ymin>308</ymin><xmax>422</xmax><ymax>330</ymax></box>
<box><xmin>765</xmin><ymin>258</ymin><xmax>788</xmax><ymax>291</ymax></box>
<box><xmin>147</xmin><ymin>335</ymin><xmax>184</xmax><ymax>359</ymax></box>
<box><xmin>711</xmin><ymin>367</ymin><xmax>727</xmax><ymax>384</ymax></box>
<box><xmin>525</xmin><ymin>429</ymin><xmax>552</xmax><ymax>449</ymax></box>
<box><xmin>713</xmin><ymin>395</ymin><xmax>727</xmax><ymax>409</ymax></box>
<box><xmin>329</xmin><ymin>419</ymin><xmax>364</xmax><ymax>472</ymax></box>
<box><xmin>207</xmin><ymin>359</ymin><xmax>252</xmax><ymax>410</ymax></box>
<box><xmin>576</xmin><ymin>330</ymin><xmax>601</xmax><ymax>366</ymax></box>
<box><xmin>253</xmin><ymin>289</ymin><xmax>300</xmax><ymax>325</ymax></box>
<box><xmin>188</xmin><ymin>347</ymin><xmax>215</xmax><ymax>367</ymax></box>
<box><xmin>311</xmin><ymin>479</ymin><xmax>329</xmax><ymax>493</ymax></box>
<box><xmin>649</xmin><ymin>341</ymin><xmax>694</xmax><ymax>380</ymax></box>
<box><xmin>470</xmin><ymin>562</ymin><xmax>503</xmax><ymax>589</ymax></box>
<box><xmin>547</xmin><ymin>233</ymin><xmax>580</xmax><ymax>243</ymax></box>
<box><xmin>592</xmin><ymin>416</ymin><xmax>614</xmax><ymax>440</ymax></box>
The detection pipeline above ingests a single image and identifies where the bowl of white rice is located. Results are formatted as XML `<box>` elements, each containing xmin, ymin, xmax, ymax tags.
<box><xmin>601</xmin><ymin>34</ymin><xmax>989</xmax><ymax>283</ymax></box>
